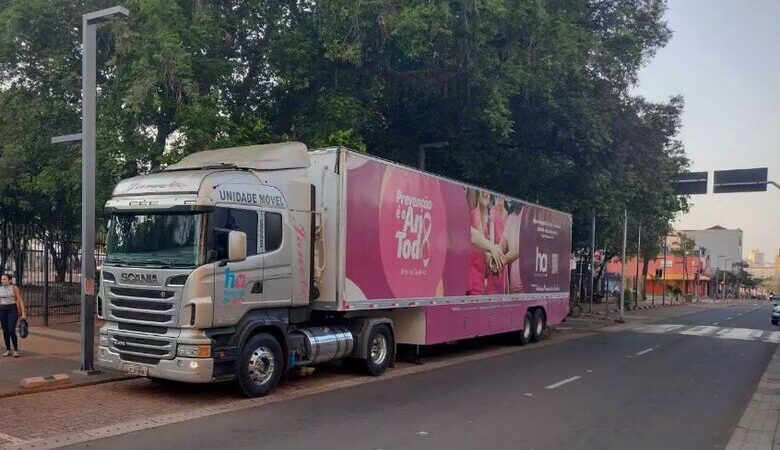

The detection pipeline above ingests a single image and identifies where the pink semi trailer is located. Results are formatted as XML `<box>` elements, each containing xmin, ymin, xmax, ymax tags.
<box><xmin>97</xmin><ymin>143</ymin><xmax>572</xmax><ymax>396</ymax></box>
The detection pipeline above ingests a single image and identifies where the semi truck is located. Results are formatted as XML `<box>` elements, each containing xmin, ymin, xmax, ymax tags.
<box><xmin>96</xmin><ymin>142</ymin><xmax>572</xmax><ymax>397</ymax></box>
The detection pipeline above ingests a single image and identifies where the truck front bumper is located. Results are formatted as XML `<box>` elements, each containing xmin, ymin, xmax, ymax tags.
<box><xmin>97</xmin><ymin>346</ymin><xmax>215</xmax><ymax>383</ymax></box>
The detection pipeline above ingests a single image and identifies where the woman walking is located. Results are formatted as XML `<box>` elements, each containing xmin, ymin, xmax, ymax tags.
<box><xmin>0</xmin><ymin>273</ymin><xmax>26</xmax><ymax>357</ymax></box>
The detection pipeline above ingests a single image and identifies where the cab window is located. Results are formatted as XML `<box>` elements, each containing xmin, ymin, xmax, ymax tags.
<box><xmin>208</xmin><ymin>207</ymin><xmax>259</xmax><ymax>261</ymax></box>
<box><xmin>263</xmin><ymin>212</ymin><xmax>283</xmax><ymax>253</ymax></box>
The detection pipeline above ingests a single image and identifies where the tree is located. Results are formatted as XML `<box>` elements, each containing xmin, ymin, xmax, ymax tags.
<box><xmin>0</xmin><ymin>0</ymin><xmax>690</xmax><ymax>287</ymax></box>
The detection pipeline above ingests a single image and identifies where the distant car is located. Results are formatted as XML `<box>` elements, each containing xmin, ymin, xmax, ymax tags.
<box><xmin>772</xmin><ymin>302</ymin><xmax>780</xmax><ymax>326</ymax></box>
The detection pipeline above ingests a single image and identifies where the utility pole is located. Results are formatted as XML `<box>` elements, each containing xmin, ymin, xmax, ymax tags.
<box><xmin>617</xmin><ymin>209</ymin><xmax>627</xmax><ymax>323</ymax></box>
<box><xmin>681</xmin><ymin>234</ymin><xmax>688</xmax><ymax>300</ymax></box>
<box><xmin>589</xmin><ymin>209</ymin><xmax>596</xmax><ymax>313</ymax></box>
<box><xmin>662</xmin><ymin>235</ymin><xmax>668</xmax><ymax>306</ymax></box>
<box><xmin>418</xmin><ymin>142</ymin><xmax>448</xmax><ymax>170</ymax></box>
<box><xmin>634</xmin><ymin>223</ymin><xmax>641</xmax><ymax>310</ymax></box>
<box><xmin>696</xmin><ymin>247</ymin><xmax>703</xmax><ymax>302</ymax></box>
<box><xmin>51</xmin><ymin>5</ymin><xmax>129</xmax><ymax>375</ymax></box>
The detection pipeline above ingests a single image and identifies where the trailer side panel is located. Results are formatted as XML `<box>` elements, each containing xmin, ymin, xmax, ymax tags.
<box><xmin>342</xmin><ymin>151</ymin><xmax>572</xmax><ymax>326</ymax></box>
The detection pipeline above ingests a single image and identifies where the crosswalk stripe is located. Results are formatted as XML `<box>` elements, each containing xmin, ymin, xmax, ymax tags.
<box><xmin>680</xmin><ymin>325</ymin><xmax>720</xmax><ymax>336</ymax></box>
<box><xmin>630</xmin><ymin>323</ymin><xmax>779</xmax><ymax>344</ymax></box>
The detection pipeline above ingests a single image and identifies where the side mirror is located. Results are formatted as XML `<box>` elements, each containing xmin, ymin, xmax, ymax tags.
<box><xmin>228</xmin><ymin>230</ymin><xmax>247</xmax><ymax>263</ymax></box>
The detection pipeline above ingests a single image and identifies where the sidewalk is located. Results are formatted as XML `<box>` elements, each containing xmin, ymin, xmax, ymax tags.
<box><xmin>0</xmin><ymin>321</ymin><xmax>131</xmax><ymax>398</ymax></box>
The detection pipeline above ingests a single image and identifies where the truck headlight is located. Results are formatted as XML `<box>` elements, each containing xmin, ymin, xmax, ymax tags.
<box><xmin>177</xmin><ymin>344</ymin><xmax>211</xmax><ymax>358</ymax></box>
<box><xmin>99</xmin><ymin>333</ymin><xmax>110</xmax><ymax>347</ymax></box>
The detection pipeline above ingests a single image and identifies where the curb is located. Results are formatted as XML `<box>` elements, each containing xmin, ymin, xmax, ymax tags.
<box><xmin>725</xmin><ymin>344</ymin><xmax>780</xmax><ymax>449</ymax></box>
<box><xmin>0</xmin><ymin>373</ymin><xmax>135</xmax><ymax>399</ymax></box>
<box><xmin>19</xmin><ymin>374</ymin><xmax>70</xmax><ymax>389</ymax></box>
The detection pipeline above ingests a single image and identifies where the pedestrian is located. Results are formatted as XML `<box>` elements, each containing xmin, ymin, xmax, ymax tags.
<box><xmin>0</xmin><ymin>273</ymin><xmax>26</xmax><ymax>357</ymax></box>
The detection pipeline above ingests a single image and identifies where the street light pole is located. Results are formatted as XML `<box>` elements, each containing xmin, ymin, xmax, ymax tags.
<box><xmin>589</xmin><ymin>209</ymin><xmax>596</xmax><ymax>313</ymax></box>
<box><xmin>634</xmin><ymin>223</ymin><xmax>641</xmax><ymax>310</ymax></box>
<box><xmin>418</xmin><ymin>142</ymin><xmax>448</xmax><ymax>170</ymax></box>
<box><xmin>662</xmin><ymin>235</ymin><xmax>668</xmax><ymax>306</ymax></box>
<box><xmin>52</xmin><ymin>5</ymin><xmax>129</xmax><ymax>375</ymax></box>
<box><xmin>717</xmin><ymin>255</ymin><xmax>725</xmax><ymax>300</ymax></box>
<box><xmin>618</xmin><ymin>209</ymin><xmax>627</xmax><ymax>323</ymax></box>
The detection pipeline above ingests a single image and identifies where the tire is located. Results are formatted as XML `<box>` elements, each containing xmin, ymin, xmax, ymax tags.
<box><xmin>361</xmin><ymin>325</ymin><xmax>394</xmax><ymax>376</ymax></box>
<box><xmin>531</xmin><ymin>309</ymin><xmax>546</xmax><ymax>342</ymax></box>
<box><xmin>237</xmin><ymin>333</ymin><xmax>284</xmax><ymax>398</ymax></box>
<box><xmin>511</xmin><ymin>311</ymin><xmax>533</xmax><ymax>346</ymax></box>
<box><xmin>772</xmin><ymin>320</ymin><xmax>778</xmax><ymax>326</ymax></box>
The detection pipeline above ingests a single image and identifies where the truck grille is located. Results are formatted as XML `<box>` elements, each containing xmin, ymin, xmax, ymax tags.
<box><xmin>109</xmin><ymin>331</ymin><xmax>175</xmax><ymax>362</ymax></box>
<box><xmin>107</xmin><ymin>286</ymin><xmax>178</xmax><ymax>327</ymax></box>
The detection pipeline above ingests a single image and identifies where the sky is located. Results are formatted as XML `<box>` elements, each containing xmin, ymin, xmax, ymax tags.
<box><xmin>634</xmin><ymin>0</ymin><xmax>780</xmax><ymax>264</ymax></box>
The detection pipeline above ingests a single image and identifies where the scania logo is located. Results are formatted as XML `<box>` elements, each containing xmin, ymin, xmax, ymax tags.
<box><xmin>120</xmin><ymin>273</ymin><xmax>159</xmax><ymax>285</ymax></box>
<box><xmin>112</xmin><ymin>339</ymin><xmax>126</xmax><ymax>347</ymax></box>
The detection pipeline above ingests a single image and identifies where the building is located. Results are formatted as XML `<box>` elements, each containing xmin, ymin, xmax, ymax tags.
<box><xmin>776</xmin><ymin>251</ymin><xmax>780</xmax><ymax>276</ymax></box>
<box><xmin>748</xmin><ymin>249</ymin><xmax>766</xmax><ymax>267</ymax></box>
<box><xmin>604</xmin><ymin>254</ymin><xmax>709</xmax><ymax>299</ymax></box>
<box><xmin>678</xmin><ymin>226</ymin><xmax>743</xmax><ymax>273</ymax></box>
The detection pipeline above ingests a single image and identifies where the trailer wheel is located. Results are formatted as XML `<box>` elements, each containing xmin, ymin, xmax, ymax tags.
<box><xmin>510</xmin><ymin>311</ymin><xmax>533</xmax><ymax>346</ymax></box>
<box><xmin>531</xmin><ymin>309</ymin><xmax>546</xmax><ymax>342</ymax></box>
<box><xmin>237</xmin><ymin>333</ymin><xmax>284</xmax><ymax>398</ymax></box>
<box><xmin>361</xmin><ymin>324</ymin><xmax>394</xmax><ymax>376</ymax></box>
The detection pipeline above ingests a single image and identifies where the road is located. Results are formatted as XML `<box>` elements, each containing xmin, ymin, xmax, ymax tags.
<box><xmin>64</xmin><ymin>302</ymin><xmax>776</xmax><ymax>450</ymax></box>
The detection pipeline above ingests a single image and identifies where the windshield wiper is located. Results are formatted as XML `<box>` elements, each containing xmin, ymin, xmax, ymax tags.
<box><xmin>135</xmin><ymin>260</ymin><xmax>175</xmax><ymax>268</ymax></box>
<box><xmin>103</xmin><ymin>259</ymin><xmax>130</xmax><ymax>267</ymax></box>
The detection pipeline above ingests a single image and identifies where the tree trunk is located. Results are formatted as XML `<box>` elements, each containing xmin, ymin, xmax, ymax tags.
<box><xmin>641</xmin><ymin>254</ymin><xmax>651</xmax><ymax>301</ymax></box>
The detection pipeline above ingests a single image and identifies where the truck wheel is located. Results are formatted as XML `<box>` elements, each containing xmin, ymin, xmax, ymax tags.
<box><xmin>361</xmin><ymin>325</ymin><xmax>394</xmax><ymax>376</ymax></box>
<box><xmin>531</xmin><ymin>309</ymin><xmax>546</xmax><ymax>342</ymax></box>
<box><xmin>772</xmin><ymin>319</ymin><xmax>778</xmax><ymax>326</ymax></box>
<box><xmin>237</xmin><ymin>333</ymin><xmax>284</xmax><ymax>398</ymax></box>
<box><xmin>510</xmin><ymin>311</ymin><xmax>533</xmax><ymax>346</ymax></box>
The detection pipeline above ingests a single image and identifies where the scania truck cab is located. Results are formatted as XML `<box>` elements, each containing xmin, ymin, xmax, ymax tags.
<box><xmin>97</xmin><ymin>143</ymin><xmax>387</xmax><ymax>397</ymax></box>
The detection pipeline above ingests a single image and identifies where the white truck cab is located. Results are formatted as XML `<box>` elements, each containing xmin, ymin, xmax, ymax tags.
<box><xmin>98</xmin><ymin>143</ymin><xmax>363</xmax><ymax>396</ymax></box>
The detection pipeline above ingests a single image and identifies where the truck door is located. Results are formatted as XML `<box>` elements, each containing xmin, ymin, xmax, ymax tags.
<box><xmin>211</xmin><ymin>206</ymin><xmax>265</xmax><ymax>326</ymax></box>
<box><xmin>259</xmin><ymin>210</ymin><xmax>292</xmax><ymax>306</ymax></box>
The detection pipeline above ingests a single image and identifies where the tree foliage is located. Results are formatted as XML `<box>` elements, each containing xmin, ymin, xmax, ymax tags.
<box><xmin>0</xmin><ymin>0</ymin><xmax>689</xmax><ymax>268</ymax></box>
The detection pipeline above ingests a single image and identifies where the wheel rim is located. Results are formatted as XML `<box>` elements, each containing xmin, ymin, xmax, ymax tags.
<box><xmin>248</xmin><ymin>346</ymin><xmax>276</xmax><ymax>386</ymax></box>
<box><xmin>370</xmin><ymin>333</ymin><xmax>388</xmax><ymax>366</ymax></box>
<box><xmin>523</xmin><ymin>316</ymin><xmax>532</xmax><ymax>339</ymax></box>
<box><xmin>536</xmin><ymin>316</ymin><xmax>544</xmax><ymax>335</ymax></box>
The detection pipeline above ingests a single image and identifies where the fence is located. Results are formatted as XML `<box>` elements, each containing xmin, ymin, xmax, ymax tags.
<box><xmin>0</xmin><ymin>222</ymin><xmax>105</xmax><ymax>325</ymax></box>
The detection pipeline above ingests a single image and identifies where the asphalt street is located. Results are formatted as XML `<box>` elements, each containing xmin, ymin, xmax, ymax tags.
<box><xmin>67</xmin><ymin>302</ymin><xmax>777</xmax><ymax>450</ymax></box>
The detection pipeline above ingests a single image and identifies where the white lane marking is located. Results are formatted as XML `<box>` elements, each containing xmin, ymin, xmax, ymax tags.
<box><xmin>631</xmin><ymin>323</ymin><xmax>778</xmax><ymax>344</ymax></box>
<box><xmin>680</xmin><ymin>325</ymin><xmax>720</xmax><ymax>336</ymax></box>
<box><xmin>635</xmin><ymin>348</ymin><xmax>654</xmax><ymax>356</ymax></box>
<box><xmin>726</xmin><ymin>317</ymin><xmax>734</xmax><ymax>320</ymax></box>
<box><xmin>712</xmin><ymin>322</ymin><xmax>719</xmax><ymax>325</ymax></box>
<box><xmin>586</xmin><ymin>369</ymin><xmax>593</xmax><ymax>373</ymax></box>
<box><xmin>716</xmin><ymin>328</ymin><xmax>761</xmax><ymax>341</ymax></box>
<box><xmin>0</xmin><ymin>432</ymin><xmax>25</xmax><ymax>445</ymax></box>
<box><xmin>545</xmin><ymin>376</ymin><xmax>582</xmax><ymax>390</ymax></box>
<box><xmin>634</xmin><ymin>324</ymin><xmax>686</xmax><ymax>334</ymax></box>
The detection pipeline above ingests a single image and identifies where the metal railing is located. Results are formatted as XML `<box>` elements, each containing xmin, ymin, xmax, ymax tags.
<box><xmin>0</xmin><ymin>222</ymin><xmax>105</xmax><ymax>324</ymax></box>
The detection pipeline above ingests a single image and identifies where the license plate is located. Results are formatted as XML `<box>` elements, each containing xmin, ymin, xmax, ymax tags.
<box><xmin>125</xmin><ymin>363</ymin><xmax>148</xmax><ymax>377</ymax></box>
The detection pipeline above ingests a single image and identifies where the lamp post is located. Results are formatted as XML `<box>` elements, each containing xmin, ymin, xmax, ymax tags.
<box><xmin>51</xmin><ymin>5</ymin><xmax>129</xmax><ymax>375</ymax></box>
<box><xmin>418</xmin><ymin>142</ymin><xmax>448</xmax><ymax>170</ymax></box>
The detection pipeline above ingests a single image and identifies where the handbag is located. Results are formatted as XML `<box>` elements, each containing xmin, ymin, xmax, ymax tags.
<box><xmin>18</xmin><ymin>318</ymin><xmax>29</xmax><ymax>339</ymax></box>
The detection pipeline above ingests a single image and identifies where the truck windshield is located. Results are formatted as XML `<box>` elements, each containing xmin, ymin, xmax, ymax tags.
<box><xmin>105</xmin><ymin>213</ymin><xmax>204</xmax><ymax>268</ymax></box>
